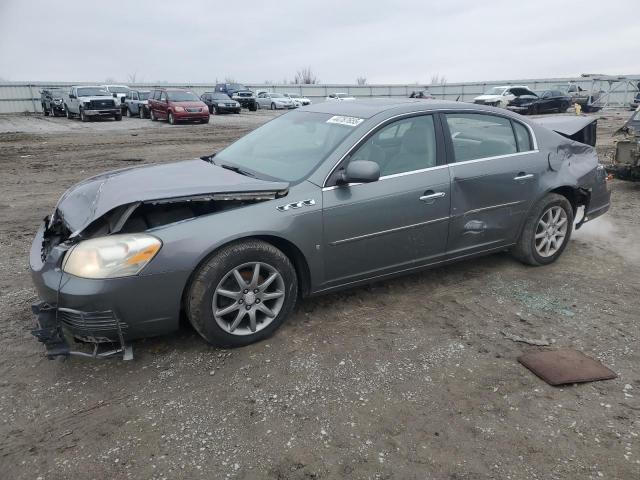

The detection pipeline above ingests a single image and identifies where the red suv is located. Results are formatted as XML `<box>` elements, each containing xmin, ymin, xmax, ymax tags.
<box><xmin>148</xmin><ymin>88</ymin><xmax>210</xmax><ymax>125</ymax></box>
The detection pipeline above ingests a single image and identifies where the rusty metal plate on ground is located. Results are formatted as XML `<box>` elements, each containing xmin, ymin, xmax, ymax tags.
<box><xmin>518</xmin><ymin>349</ymin><xmax>617</xmax><ymax>386</ymax></box>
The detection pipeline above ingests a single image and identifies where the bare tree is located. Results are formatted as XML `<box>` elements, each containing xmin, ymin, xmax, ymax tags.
<box><xmin>294</xmin><ymin>67</ymin><xmax>318</xmax><ymax>85</ymax></box>
<box><xmin>430</xmin><ymin>73</ymin><xmax>447</xmax><ymax>85</ymax></box>
<box><xmin>104</xmin><ymin>77</ymin><xmax>117</xmax><ymax>84</ymax></box>
<box><xmin>127</xmin><ymin>72</ymin><xmax>137</xmax><ymax>84</ymax></box>
<box><xmin>356</xmin><ymin>76</ymin><xmax>367</xmax><ymax>86</ymax></box>
<box><xmin>224</xmin><ymin>76</ymin><xmax>236</xmax><ymax>84</ymax></box>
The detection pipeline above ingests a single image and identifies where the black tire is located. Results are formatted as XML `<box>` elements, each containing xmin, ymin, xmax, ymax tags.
<box><xmin>80</xmin><ymin>108</ymin><xmax>88</xmax><ymax>122</ymax></box>
<box><xmin>65</xmin><ymin>106</ymin><xmax>73</xmax><ymax>119</ymax></box>
<box><xmin>150</xmin><ymin>109</ymin><xmax>157</xmax><ymax>121</ymax></box>
<box><xmin>213</xmin><ymin>106</ymin><xmax>219</xmax><ymax>115</ymax></box>
<box><xmin>126</xmin><ymin>107</ymin><xmax>132</xmax><ymax>117</ymax></box>
<box><xmin>114</xmin><ymin>113</ymin><xmax>122</xmax><ymax>121</ymax></box>
<box><xmin>208</xmin><ymin>105</ymin><xmax>213</xmax><ymax>114</ymax></box>
<box><xmin>43</xmin><ymin>104</ymin><xmax>49</xmax><ymax>116</ymax></box>
<box><xmin>270</xmin><ymin>102</ymin><xmax>276</xmax><ymax>110</ymax></box>
<box><xmin>168</xmin><ymin>112</ymin><xmax>175</xmax><ymax>125</ymax></box>
<box><xmin>200</xmin><ymin>116</ymin><xmax>210</xmax><ymax>124</ymax></box>
<box><xmin>530</xmin><ymin>104</ymin><xmax>539</xmax><ymax>115</ymax></box>
<box><xmin>235</xmin><ymin>109</ymin><xmax>241</xmax><ymax>114</ymax></box>
<box><xmin>249</xmin><ymin>103</ymin><xmax>257</xmax><ymax>112</ymax></box>
<box><xmin>139</xmin><ymin>107</ymin><xmax>145</xmax><ymax>119</ymax></box>
<box><xmin>186</xmin><ymin>239</ymin><xmax>298</xmax><ymax>347</ymax></box>
<box><xmin>254</xmin><ymin>102</ymin><xmax>260</xmax><ymax>111</ymax></box>
<box><xmin>512</xmin><ymin>193</ymin><xmax>574</xmax><ymax>266</ymax></box>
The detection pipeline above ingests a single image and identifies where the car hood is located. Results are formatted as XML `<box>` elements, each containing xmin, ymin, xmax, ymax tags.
<box><xmin>54</xmin><ymin>159</ymin><xmax>289</xmax><ymax>234</ymax></box>
<box><xmin>76</xmin><ymin>95</ymin><xmax>116</xmax><ymax>102</ymax></box>
<box><xmin>474</xmin><ymin>94</ymin><xmax>503</xmax><ymax>101</ymax></box>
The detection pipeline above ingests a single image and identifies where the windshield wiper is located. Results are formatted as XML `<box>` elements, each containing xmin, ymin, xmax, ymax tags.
<box><xmin>220</xmin><ymin>163</ymin><xmax>255</xmax><ymax>178</ymax></box>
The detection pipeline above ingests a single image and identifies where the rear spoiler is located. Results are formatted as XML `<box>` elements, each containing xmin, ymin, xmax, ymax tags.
<box><xmin>532</xmin><ymin>116</ymin><xmax>597</xmax><ymax>147</ymax></box>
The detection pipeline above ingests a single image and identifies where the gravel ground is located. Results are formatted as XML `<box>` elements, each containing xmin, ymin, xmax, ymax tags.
<box><xmin>0</xmin><ymin>109</ymin><xmax>638</xmax><ymax>480</ymax></box>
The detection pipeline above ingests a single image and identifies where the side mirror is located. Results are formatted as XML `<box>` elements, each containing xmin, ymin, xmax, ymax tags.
<box><xmin>339</xmin><ymin>160</ymin><xmax>380</xmax><ymax>184</ymax></box>
<box><xmin>113</xmin><ymin>93</ymin><xmax>117</xmax><ymax>98</ymax></box>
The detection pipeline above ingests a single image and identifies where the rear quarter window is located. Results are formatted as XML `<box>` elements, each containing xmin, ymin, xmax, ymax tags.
<box><xmin>512</xmin><ymin>121</ymin><xmax>533</xmax><ymax>152</ymax></box>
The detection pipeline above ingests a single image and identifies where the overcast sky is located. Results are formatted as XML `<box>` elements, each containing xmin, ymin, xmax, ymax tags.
<box><xmin>1</xmin><ymin>0</ymin><xmax>638</xmax><ymax>85</ymax></box>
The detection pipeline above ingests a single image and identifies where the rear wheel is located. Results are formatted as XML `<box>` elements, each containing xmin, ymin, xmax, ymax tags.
<box><xmin>249</xmin><ymin>102</ymin><xmax>257</xmax><ymax>111</ymax></box>
<box><xmin>512</xmin><ymin>193</ymin><xmax>574</xmax><ymax>266</ymax></box>
<box><xmin>187</xmin><ymin>240</ymin><xmax>298</xmax><ymax>347</ymax></box>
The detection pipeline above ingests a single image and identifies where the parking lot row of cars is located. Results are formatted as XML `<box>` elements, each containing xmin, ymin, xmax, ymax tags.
<box><xmin>39</xmin><ymin>82</ymin><xmax>321</xmax><ymax>125</ymax></box>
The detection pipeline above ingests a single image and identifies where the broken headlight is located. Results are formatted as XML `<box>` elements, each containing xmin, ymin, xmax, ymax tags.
<box><xmin>62</xmin><ymin>234</ymin><xmax>162</xmax><ymax>279</ymax></box>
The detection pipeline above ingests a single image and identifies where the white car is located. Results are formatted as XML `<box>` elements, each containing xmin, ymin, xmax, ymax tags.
<box><xmin>256</xmin><ymin>92</ymin><xmax>296</xmax><ymax>110</ymax></box>
<box><xmin>326</xmin><ymin>92</ymin><xmax>356</xmax><ymax>102</ymax></box>
<box><xmin>102</xmin><ymin>84</ymin><xmax>131</xmax><ymax>112</ymax></box>
<box><xmin>283</xmin><ymin>93</ymin><xmax>312</xmax><ymax>106</ymax></box>
<box><xmin>473</xmin><ymin>85</ymin><xmax>535</xmax><ymax>108</ymax></box>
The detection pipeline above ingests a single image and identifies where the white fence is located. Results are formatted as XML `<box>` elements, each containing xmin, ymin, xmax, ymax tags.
<box><xmin>1</xmin><ymin>76</ymin><xmax>639</xmax><ymax>114</ymax></box>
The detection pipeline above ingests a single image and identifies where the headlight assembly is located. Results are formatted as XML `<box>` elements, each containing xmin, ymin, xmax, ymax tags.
<box><xmin>174</xmin><ymin>106</ymin><xmax>185</xmax><ymax>112</ymax></box>
<box><xmin>63</xmin><ymin>234</ymin><xmax>162</xmax><ymax>279</ymax></box>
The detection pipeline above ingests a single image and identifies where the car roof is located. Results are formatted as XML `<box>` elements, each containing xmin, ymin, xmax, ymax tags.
<box><xmin>302</xmin><ymin>98</ymin><xmax>527</xmax><ymax>119</ymax></box>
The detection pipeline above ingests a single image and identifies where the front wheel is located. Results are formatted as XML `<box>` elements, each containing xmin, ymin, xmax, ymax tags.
<box><xmin>168</xmin><ymin>112</ymin><xmax>175</xmax><ymax>125</ymax></box>
<box><xmin>150</xmin><ymin>109</ymin><xmax>157</xmax><ymax>121</ymax></box>
<box><xmin>139</xmin><ymin>106</ymin><xmax>145</xmax><ymax>119</ymax></box>
<box><xmin>114</xmin><ymin>113</ymin><xmax>122</xmax><ymax>121</ymax></box>
<box><xmin>80</xmin><ymin>108</ymin><xmax>88</xmax><ymax>122</ymax></box>
<box><xmin>270</xmin><ymin>102</ymin><xmax>276</xmax><ymax>110</ymax></box>
<box><xmin>65</xmin><ymin>106</ymin><xmax>72</xmax><ymax>119</ymax></box>
<box><xmin>512</xmin><ymin>193</ymin><xmax>574</xmax><ymax>266</ymax></box>
<box><xmin>187</xmin><ymin>240</ymin><xmax>298</xmax><ymax>347</ymax></box>
<box><xmin>126</xmin><ymin>107</ymin><xmax>132</xmax><ymax>117</ymax></box>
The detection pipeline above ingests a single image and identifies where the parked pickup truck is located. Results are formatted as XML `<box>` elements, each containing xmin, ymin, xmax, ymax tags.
<box><xmin>215</xmin><ymin>83</ymin><xmax>257</xmax><ymax>111</ymax></box>
<box><xmin>552</xmin><ymin>83</ymin><xmax>601</xmax><ymax>112</ymax></box>
<box><xmin>40</xmin><ymin>87</ymin><xmax>66</xmax><ymax>116</ymax></box>
<box><xmin>64</xmin><ymin>86</ymin><xmax>122</xmax><ymax>122</ymax></box>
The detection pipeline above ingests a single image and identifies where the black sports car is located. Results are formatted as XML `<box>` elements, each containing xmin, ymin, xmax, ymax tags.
<box><xmin>508</xmin><ymin>90</ymin><xmax>572</xmax><ymax>115</ymax></box>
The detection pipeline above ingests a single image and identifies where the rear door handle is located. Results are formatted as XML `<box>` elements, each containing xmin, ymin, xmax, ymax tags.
<box><xmin>514</xmin><ymin>173</ymin><xmax>534</xmax><ymax>181</ymax></box>
<box><xmin>419</xmin><ymin>191</ymin><xmax>446</xmax><ymax>203</ymax></box>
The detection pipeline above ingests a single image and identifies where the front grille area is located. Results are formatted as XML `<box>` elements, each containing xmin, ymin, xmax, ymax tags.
<box><xmin>186</xmin><ymin>107</ymin><xmax>202</xmax><ymax>113</ymax></box>
<box><xmin>58</xmin><ymin>308</ymin><xmax>127</xmax><ymax>341</ymax></box>
<box><xmin>89</xmin><ymin>99</ymin><xmax>115</xmax><ymax>109</ymax></box>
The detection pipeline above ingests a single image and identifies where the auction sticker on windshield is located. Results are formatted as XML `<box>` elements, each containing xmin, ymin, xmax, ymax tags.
<box><xmin>326</xmin><ymin>116</ymin><xmax>364</xmax><ymax>127</ymax></box>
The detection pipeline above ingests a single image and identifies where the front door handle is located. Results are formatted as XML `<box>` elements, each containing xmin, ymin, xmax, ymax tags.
<box><xmin>419</xmin><ymin>191</ymin><xmax>446</xmax><ymax>203</ymax></box>
<box><xmin>514</xmin><ymin>173</ymin><xmax>534</xmax><ymax>181</ymax></box>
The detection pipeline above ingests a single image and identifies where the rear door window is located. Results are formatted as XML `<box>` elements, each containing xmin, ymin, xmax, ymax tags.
<box><xmin>444</xmin><ymin>113</ymin><xmax>517</xmax><ymax>162</ymax></box>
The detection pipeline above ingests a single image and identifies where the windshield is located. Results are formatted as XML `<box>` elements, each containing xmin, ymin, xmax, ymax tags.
<box><xmin>167</xmin><ymin>91</ymin><xmax>199</xmax><ymax>102</ymax></box>
<box><xmin>484</xmin><ymin>87</ymin><xmax>507</xmax><ymax>95</ymax></box>
<box><xmin>553</xmin><ymin>85</ymin><xmax>569</xmax><ymax>93</ymax></box>
<box><xmin>138</xmin><ymin>91</ymin><xmax>150</xmax><ymax>100</ymax></box>
<box><xmin>336</xmin><ymin>93</ymin><xmax>349</xmax><ymax>98</ymax></box>
<box><xmin>229</xmin><ymin>84</ymin><xmax>248</xmax><ymax>91</ymax></box>
<box><xmin>270</xmin><ymin>93</ymin><xmax>285</xmax><ymax>98</ymax></box>
<box><xmin>106</xmin><ymin>86</ymin><xmax>130</xmax><ymax>94</ymax></box>
<box><xmin>214</xmin><ymin>111</ymin><xmax>356</xmax><ymax>182</ymax></box>
<box><xmin>213</xmin><ymin>93</ymin><xmax>231</xmax><ymax>100</ymax></box>
<box><xmin>77</xmin><ymin>87</ymin><xmax>110</xmax><ymax>96</ymax></box>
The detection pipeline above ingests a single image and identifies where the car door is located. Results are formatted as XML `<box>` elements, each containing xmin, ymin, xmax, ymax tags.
<box><xmin>442</xmin><ymin>112</ymin><xmax>541</xmax><ymax>257</ymax></box>
<box><xmin>322</xmin><ymin>114</ymin><xmax>450</xmax><ymax>287</ymax></box>
<box><xmin>158</xmin><ymin>91</ymin><xmax>168</xmax><ymax>119</ymax></box>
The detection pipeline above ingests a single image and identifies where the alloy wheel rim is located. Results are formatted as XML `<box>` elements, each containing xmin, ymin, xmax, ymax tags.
<box><xmin>535</xmin><ymin>206</ymin><xmax>568</xmax><ymax>257</ymax></box>
<box><xmin>212</xmin><ymin>262</ymin><xmax>285</xmax><ymax>336</ymax></box>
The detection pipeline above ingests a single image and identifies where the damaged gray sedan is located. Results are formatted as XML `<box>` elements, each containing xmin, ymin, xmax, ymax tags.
<box><xmin>30</xmin><ymin>99</ymin><xmax>611</xmax><ymax>358</ymax></box>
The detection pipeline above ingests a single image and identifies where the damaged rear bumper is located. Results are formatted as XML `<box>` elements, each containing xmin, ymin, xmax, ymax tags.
<box><xmin>29</xmin><ymin>223</ymin><xmax>187</xmax><ymax>358</ymax></box>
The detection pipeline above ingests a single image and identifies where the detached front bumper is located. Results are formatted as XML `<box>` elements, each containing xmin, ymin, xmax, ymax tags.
<box><xmin>29</xmin><ymin>223</ymin><xmax>187</xmax><ymax>357</ymax></box>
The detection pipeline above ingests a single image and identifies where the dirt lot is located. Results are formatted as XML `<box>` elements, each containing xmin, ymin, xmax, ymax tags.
<box><xmin>0</xmin><ymin>109</ymin><xmax>638</xmax><ymax>480</ymax></box>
